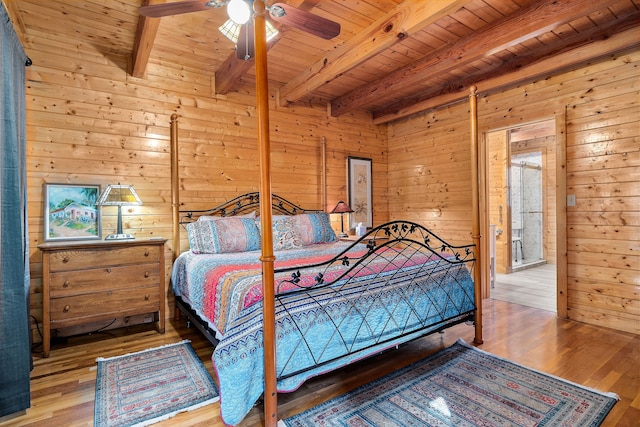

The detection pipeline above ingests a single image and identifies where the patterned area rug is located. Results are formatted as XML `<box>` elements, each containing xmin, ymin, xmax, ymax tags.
<box><xmin>279</xmin><ymin>339</ymin><xmax>618</xmax><ymax>426</ymax></box>
<box><xmin>94</xmin><ymin>340</ymin><xmax>218</xmax><ymax>427</ymax></box>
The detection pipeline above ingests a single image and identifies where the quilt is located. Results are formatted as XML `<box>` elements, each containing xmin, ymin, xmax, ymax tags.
<box><xmin>171</xmin><ymin>241</ymin><xmax>475</xmax><ymax>425</ymax></box>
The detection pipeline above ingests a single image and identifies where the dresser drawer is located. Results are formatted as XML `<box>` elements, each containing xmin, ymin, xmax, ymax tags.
<box><xmin>49</xmin><ymin>286</ymin><xmax>160</xmax><ymax>325</ymax></box>
<box><xmin>49</xmin><ymin>264</ymin><xmax>160</xmax><ymax>297</ymax></box>
<box><xmin>48</xmin><ymin>245</ymin><xmax>161</xmax><ymax>272</ymax></box>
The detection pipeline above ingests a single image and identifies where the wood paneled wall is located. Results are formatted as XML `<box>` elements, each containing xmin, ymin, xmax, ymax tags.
<box><xmin>387</xmin><ymin>106</ymin><xmax>474</xmax><ymax>245</ymax></box>
<box><xmin>487</xmin><ymin>130</ymin><xmax>508</xmax><ymax>273</ymax></box>
<box><xmin>388</xmin><ymin>48</ymin><xmax>639</xmax><ymax>334</ymax></box>
<box><xmin>24</xmin><ymin>31</ymin><xmax>387</xmax><ymax>340</ymax></box>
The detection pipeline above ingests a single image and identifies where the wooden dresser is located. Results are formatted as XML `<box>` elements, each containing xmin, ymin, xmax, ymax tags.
<box><xmin>38</xmin><ymin>239</ymin><xmax>166</xmax><ymax>357</ymax></box>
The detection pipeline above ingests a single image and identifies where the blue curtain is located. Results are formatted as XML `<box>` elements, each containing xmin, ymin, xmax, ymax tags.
<box><xmin>1</xmin><ymin>3</ymin><xmax>31</xmax><ymax>417</ymax></box>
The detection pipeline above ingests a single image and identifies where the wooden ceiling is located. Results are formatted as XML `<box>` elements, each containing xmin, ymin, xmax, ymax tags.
<box><xmin>5</xmin><ymin>0</ymin><xmax>639</xmax><ymax>124</ymax></box>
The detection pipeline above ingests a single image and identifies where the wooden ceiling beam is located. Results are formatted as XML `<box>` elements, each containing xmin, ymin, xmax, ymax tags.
<box><xmin>372</xmin><ymin>25</ymin><xmax>640</xmax><ymax>125</ymax></box>
<box><xmin>278</xmin><ymin>0</ymin><xmax>468</xmax><ymax>106</ymax></box>
<box><xmin>373</xmin><ymin>11</ymin><xmax>640</xmax><ymax>123</ymax></box>
<box><xmin>131</xmin><ymin>0</ymin><xmax>161</xmax><ymax>78</ymax></box>
<box><xmin>214</xmin><ymin>0</ymin><xmax>320</xmax><ymax>95</ymax></box>
<box><xmin>331</xmin><ymin>0</ymin><xmax>618</xmax><ymax>117</ymax></box>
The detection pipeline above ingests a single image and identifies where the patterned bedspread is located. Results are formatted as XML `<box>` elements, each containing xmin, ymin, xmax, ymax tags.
<box><xmin>171</xmin><ymin>241</ymin><xmax>475</xmax><ymax>425</ymax></box>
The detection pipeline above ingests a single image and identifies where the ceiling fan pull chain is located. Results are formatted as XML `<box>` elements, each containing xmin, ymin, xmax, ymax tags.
<box><xmin>244</xmin><ymin>23</ymin><xmax>250</xmax><ymax>60</ymax></box>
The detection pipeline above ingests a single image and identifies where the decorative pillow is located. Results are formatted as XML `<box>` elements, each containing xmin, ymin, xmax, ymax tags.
<box><xmin>187</xmin><ymin>217</ymin><xmax>261</xmax><ymax>254</ymax></box>
<box><xmin>291</xmin><ymin>212</ymin><xmax>338</xmax><ymax>245</ymax></box>
<box><xmin>270</xmin><ymin>217</ymin><xmax>304</xmax><ymax>250</ymax></box>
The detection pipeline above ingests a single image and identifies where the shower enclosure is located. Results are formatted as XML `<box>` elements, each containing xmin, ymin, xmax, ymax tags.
<box><xmin>510</xmin><ymin>152</ymin><xmax>543</xmax><ymax>268</ymax></box>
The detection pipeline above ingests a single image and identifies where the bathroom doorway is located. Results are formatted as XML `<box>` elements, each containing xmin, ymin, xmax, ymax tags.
<box><xmin>486</xmin><ymin>118</ymin><xmax>558</xmax><ymax>312</ymax></box>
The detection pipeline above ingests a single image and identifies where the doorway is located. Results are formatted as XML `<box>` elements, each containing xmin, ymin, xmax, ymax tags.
<box><xmin>486</xmin><ymin>118</ymin><xmax>558</xmax><ymax>312</ymax></box>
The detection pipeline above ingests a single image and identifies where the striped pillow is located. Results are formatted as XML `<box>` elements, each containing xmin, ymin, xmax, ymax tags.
<box><xmin>187</xmin><ymin>217</ymin><xmax>261</xmax><ymax>254</ymax></box>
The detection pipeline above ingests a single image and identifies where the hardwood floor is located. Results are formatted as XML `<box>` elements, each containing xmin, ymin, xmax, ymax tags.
<box><xmin>2</xmin><ymin>299</ymin><xmax>638</xmax><ymax>427</ymax></box>
<box><xmin>492</xmin><ymin>263</ymin><xmax>556</xmax><ymax>312</ymax></box>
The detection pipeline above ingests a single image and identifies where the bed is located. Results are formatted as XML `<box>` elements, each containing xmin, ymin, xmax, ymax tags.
<box><xmin>168</xmin><ymin>90</ymin><xmax>484</xmax><ymax>425</ymax></box>
<box><xmin>170</xmin><ymin>192</ymin><xmax>479</xmax><ymax>425</ymax></box>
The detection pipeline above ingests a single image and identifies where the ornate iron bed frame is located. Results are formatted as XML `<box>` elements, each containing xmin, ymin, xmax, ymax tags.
<box><xmin>173</xmin><ymin>193</ymin><xmax>477</xmax><ymax>380</ymax></box>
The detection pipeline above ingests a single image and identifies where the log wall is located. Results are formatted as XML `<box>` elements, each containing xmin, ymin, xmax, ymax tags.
<box><xmin>24</xmin><ymin>31</ymin><xmax>387</xmax><ymax>339</ymax></box>
<box><xmin>388</xmin><ymin>48</ymin><xmax>639</xmax><ymax>334</ymax></box>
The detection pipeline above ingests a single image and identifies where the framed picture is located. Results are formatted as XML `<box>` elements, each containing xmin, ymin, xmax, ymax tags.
<box><xmin>347</xmin><ymin>156</ymin><xmax>373</xmax><ymax>228</ymax></box>
<box><xmin>44</xmin><ymin>183</ymin><xmax>101</xmax><ymax>241</ymax></box>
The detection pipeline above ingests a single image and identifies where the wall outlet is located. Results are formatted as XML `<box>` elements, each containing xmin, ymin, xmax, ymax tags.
<box><xmin>567</xmin><ymin>194</ymin><xmax>576</xmax><ymax>207</ymax></box>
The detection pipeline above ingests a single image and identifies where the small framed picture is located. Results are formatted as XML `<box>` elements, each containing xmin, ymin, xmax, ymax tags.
<box><xmin>347</xmin><ymin>156</ymin><xmax>373</xmax><ymax>228</ymax></box>
<box><xmin>44</xmin><ymin>183</ymin><xmax>101</xmax><ymax>241</ymax></box>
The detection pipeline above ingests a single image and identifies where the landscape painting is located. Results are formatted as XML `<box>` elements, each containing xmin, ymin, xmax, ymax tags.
<box><xmin>44</xmin><ymin>183</ymin><xmax>101</xmax><ymax>241</ymax></box>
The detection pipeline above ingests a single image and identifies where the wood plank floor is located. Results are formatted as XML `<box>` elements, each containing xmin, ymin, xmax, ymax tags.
<box><xmin>492</xmin><ymin>263</ymin><xmax>557</xmax><ymax>312</ymax></box>
<box><xmin>2</xmin><ymin>299</ymin><xmax>638</xmax><ymax>427</ymax></box>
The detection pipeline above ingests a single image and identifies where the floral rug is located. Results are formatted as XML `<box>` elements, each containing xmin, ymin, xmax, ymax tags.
<box><xmin>94</xmin><ymin>340</ymin><xmax>218</xmax><ymax>427</ymax></box>
<box><xmin>279</xmin><ymin>339</ymin><xmax>618</xmax><ymax>426</ymax></box>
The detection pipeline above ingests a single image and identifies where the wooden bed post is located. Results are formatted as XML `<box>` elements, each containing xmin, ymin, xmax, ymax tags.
<box><xmin>254</xmin><ymin>2</ymin><xmax>278</xmax><ymax>425</ymax></box>
<box><xmin>470</xmin><ymin>86</ymin><xmax>483</xmax><ymax>345</ymax></box>
<box><xmin>321</xmin><ymin>137</ymin><xmax>327</xmax><ymax>210</ymax></box>
<box><xmin>170</xmin><ymin>113</ymin><xmax>180</xmax><ymax>259</ymax></box>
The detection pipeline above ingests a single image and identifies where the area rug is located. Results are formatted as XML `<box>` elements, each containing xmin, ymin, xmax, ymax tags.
<box><xmin>279</xmin><ymin>339</ymin><xmax>618</xmax><ymax>426</ymax></box>
<box><xmin>94</xmin><ymin>340</ymin><xmax>218</xmax><ymax>427</ymax></box>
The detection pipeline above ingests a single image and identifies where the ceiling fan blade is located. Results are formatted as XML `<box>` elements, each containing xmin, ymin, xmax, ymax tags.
<box><xmin>139</xmin><ymin>0</ymin><xmax>216</xmax><ymax>18</ymax></box>
<box><xmin>236</xmin><ymin>22</ymin><xmax>255</xmax><ymax>61</ymax></box>
<box><xmin>269</xmin><ymin>3</ymin><xmax>340</xmax><ymax>40</ymax></box>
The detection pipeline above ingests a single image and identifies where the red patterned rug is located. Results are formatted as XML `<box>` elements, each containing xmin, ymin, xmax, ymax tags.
<box><xmin>279</xmin><ymin>339</ymin><xmax>618</xmax><ymax>426</ymax></box>
<box><xmin>94</xmin><ymin>340</ymin><xmax>218</xmax><ymax>427</ymax></box>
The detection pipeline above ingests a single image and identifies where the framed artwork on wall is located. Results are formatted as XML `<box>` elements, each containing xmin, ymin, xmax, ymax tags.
<box><xmin>347</xmin><ymin>156</ymin><xmax>372</xmax><ymax>229</ymax></box>
<box><xmin>44</xmin><ymin>183</ymin><xmax>101</xmax><ymax>241</ymax></box>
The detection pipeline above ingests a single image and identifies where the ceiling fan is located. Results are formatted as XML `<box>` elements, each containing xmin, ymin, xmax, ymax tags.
<box><xmin>139</xmin><ymin>0</ymin><xmax>341</xmax><ymax>60</ymax></box>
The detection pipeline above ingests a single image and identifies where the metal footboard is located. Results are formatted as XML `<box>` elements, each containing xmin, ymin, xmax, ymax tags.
<box><xmin>273</xmin><ymin>220</ymin><xmax>476</xmax><ymax>381</ymax></box>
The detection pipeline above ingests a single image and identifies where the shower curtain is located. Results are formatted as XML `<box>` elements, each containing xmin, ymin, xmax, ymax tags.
<box><xmin>1</xmin><ymin>3</ymin><xmax>31</xmax><ymax>417</ymax></box>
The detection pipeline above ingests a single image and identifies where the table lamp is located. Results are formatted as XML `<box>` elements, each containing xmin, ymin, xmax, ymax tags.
<box><xmin>330</xmin><ymin>200</ymin><xmax>353</xmax><ymax>238</ymax></box>
<box><xmin>96</xmin><ymin>184</ymin><xmax>143</xmax><ymax>240</ymax></box>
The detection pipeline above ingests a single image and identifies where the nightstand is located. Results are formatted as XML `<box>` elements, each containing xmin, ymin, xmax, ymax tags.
<box><xmin>38</xmin><ymin>239</ymin><xmax>166</xmax><ymax>357</ymax></box>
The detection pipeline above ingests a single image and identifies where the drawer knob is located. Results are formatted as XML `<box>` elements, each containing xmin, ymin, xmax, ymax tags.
<box><xmin>145</xmin><ymin>294</ymin><xmax>150</xmax><ymax>301</ymax></box>
<box><xmin>144</xmin><ymin>271</ymin><xmax>149</xmax><ymax>278</ymax></box>
<box><xmin>63</xmin><ymin>305</ymin><xmax>70</xmax><ymax>312</ymax></box>
<box><xmin>144</xmin><ymin>250</ymin><xmax>150</xmax><ymax>257</ymax></box>
<box><xmin>106</xmin><ymin>268</ymin><xmax>112</xmax><ymax>273</ymax></box>
<box><xmin>63</xmin><ymin>280</ymin><xmax>70</xmax><ymax>288</ymax></box>
<box><xmin>62</xmin><ymin>256</ymin><xmax>69</xmax><ymax>263</ymax></box>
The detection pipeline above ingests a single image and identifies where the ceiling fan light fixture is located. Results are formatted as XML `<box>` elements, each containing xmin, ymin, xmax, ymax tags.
<box><xmin>269</xmin><ymin>4</ymin><xmax>285</xmax><ymax>18</ymax></box>
<box><xmin>227</xmin><ymin>0</ymin><xmax>251</xmax><ymax>24</ymax></box>
<box><xmin>219</xmin><ymin>18</ymin><xmax>279</xmax><ymax>46</ymax></box>
<box><xmin>265</xmin><ymin>20</ymin><xmax>279</xmax><ymax>42</ymax></box>
<box><xmin>205</xmin><ymin>0</ymin><xmax>228</xmax><ymax>7</ymax></box>
<box><xmin>219</xmin><ymin>19</ymin><xmax>242</xmax><ymax>44</ymax></box>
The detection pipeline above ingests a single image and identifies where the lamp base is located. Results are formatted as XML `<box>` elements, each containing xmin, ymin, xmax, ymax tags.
<box><xmin>337</xmin><ymin>232</ymin><xmax>348</xmax><ymax>238</ymax></box>
<box><xmin>105</xmin><ymin>233</ymin><xmax>135</xmax><ymax>240</ymax></box>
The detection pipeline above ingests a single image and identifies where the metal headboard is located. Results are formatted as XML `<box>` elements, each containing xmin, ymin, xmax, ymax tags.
<box><xmin>179</xmin><ymin>192</ymin><xmax>322</xmax><ymax>225</ymax></box>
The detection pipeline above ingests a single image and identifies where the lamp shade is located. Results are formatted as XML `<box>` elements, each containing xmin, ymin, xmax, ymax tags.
<box><xmin>96</xmin><ymin>184</ymin><xmax>142</xmax><ymax>207</ymax></box>
<box><xmin>330</xmin><ymin>200</ymin><xmax>353</xmax><ymax>214</ymax></box>
<box><xmin>96</xmin><ymin>184</ymin><xmax>142</xmax><ymax>240</ymax></box>
<box><xmin>330</xmin><ymin>200</ymin><xmax>353</xmax><ymax>238</ymax></box>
